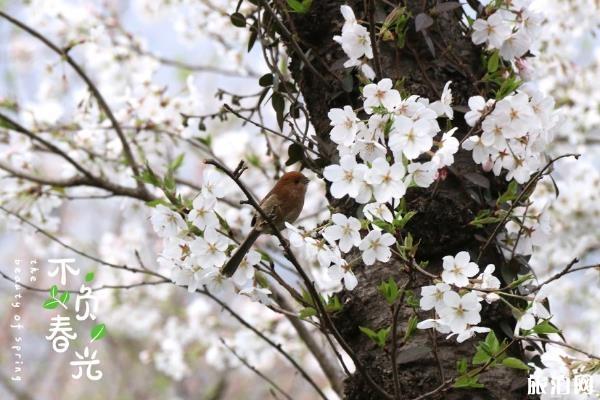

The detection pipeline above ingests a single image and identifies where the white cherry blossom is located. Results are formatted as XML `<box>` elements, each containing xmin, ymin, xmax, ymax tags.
<box><xmin>363</xmin><ymin>79</ymin><xmax>401</xmax><ymax>113</ymax></box>
<box><xmin>358</xmin><ymin>229</ymin><xmax>396</xmax><ymax>265</ymax></box>
<box><xmin>389</xmin><ymin>115</ymin><xmax>433</xmax><ymax>160</ymax></box>
<box><xmin>438</xmin><ymin>291</ymin><xmax>482</xmax><ymax>333</ymax></box>
<box><xmin>189</xmin><ymin>227</ymin><xmax>229</xmax><ymax>268</ymax></box>
<box><xmin>429</xmin><ymin>81</ymin><xmax>454</xmax><ymax>119</ymax></box>
<box><xmin>151</xmin><ymin>205</ymin><xmax>187</xmax><ymax>238</ymax></box>
<box><xmin>420</xmin><ymin>282</ymin><xmax>451</xmax><ymax>312</ymax></box>
<box><xmin>328</xmin><ymin>105</ymin><xmax>360</xmax><ymax>146</ymax></box>
<box><xmin>323</xmin><ymin>155</ymin><xmax>369</xmax><ymax>200</ymax></box>
<box><xmin>441</xmin><ymin>251</ymin><xmax>479</xmax><ymax>287</ymax></box>
<box><xmin>472</xmin><ymin>12</ymin><xmax>512</xmax><ymax>49</ymax></box>
<box><xmin>188</xmin><ymin>195</ymin><xmax>218</xmax><ymax>230</ymax></box>
<box><xmin>322</xmin><ymin>213</ymin><xmax>362</xmax><ymax>253</ymax></box>
<box><xmin>365</xmin><ymin>157</ymin><xmax>407</xmax><ymax>203</ymax></box>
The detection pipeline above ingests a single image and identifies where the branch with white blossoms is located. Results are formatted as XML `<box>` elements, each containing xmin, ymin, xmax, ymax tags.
<box><xmin>471</xmin><ymin>4</ymin><xmax>543</xmax><ymax>62</ymax></box>
<box><xmin>323</xmin><ymin>77</ymin><xmax>459</xmax><ymax>207</ymax></box>
<box><xmin>415</xmin><ymin>251</ymin><xmax>504</xmax><ymax>343</ymax></box>
<box><xmin>462</xmin><ymin>84</ymin><xmax>558</xmax><ymax>184</ymax></box>
<box><xmin>334</xmin><ymin>5</ymin><xmax>376</xmax><ymax>80</ymax></box>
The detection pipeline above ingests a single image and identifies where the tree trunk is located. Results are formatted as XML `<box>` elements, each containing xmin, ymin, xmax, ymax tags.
<box><xmin>271</xmin><ymin>1</ymin><xmax>531</xmax><ymax>398</ymax></box>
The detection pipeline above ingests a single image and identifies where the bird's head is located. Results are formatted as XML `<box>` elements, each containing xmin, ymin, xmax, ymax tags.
<box><xmin>277</xmin><ymin>171</ymin><xmax>309</xmax><ymax>191</ymax></box>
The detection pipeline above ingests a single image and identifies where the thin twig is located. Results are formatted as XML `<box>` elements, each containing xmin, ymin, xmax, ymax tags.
<box><xmin>390</xmin><ymin>278</ymin><xmax>412</xmax><ymax>399</ymax></box>
<box><xmin>0</xmin><ymin>113</ymin><xmax>155</xmax><ymax>201</ymax></box>
<box><xmin>223</xmin><ymin>104</ymin><xmax>321</xmax><ymax>156</ymax></box>
<box><xmin>477</xmin><ymin>153</ymin><xmax>580</xmax><ymax>262</ymax></box>
<box><xmin>531</xmin><ymin>258</ymin><xmax>579</xmax><ymax>291</ymax></box>
<box><xmin>514</xmin><ymin>336</ymin><xmax>600</xmax><ymax>360</ymax></box>
<box><xmin>256</xmin><ymin>0</ymin><xmax>330</xmax><ymax>87</ymax></box>
<box><xmin>0</xmin><ymin>205</ymin><xmax>163</xmax><ymax>279</ymax></box>
<box><xmin>200</xmin><ymin>288</ymin><xmax>328</xmax><ymax>400</ymax></box>
<box><xmin>219</xmin><ymin>338</ymin><xmax>294</xmax><ymax>400</ymax></box>
<box><xmin>0</xmin><ymin>11</ymin><xmax>148</xmax><ymax>197</ymax></box>
<box><xmin>271</xmin><ymin>286</ymin><xmax>346</xmax><ymax>396</ymax></box>
<box><xmin>366</xmin><ymin>0</ymin><xmax>383</xmax><ymax>79</ymax></box>
<box><xmin>0</xmin><ymin>270</ymin><xmax>170</xmax><ymax>293</ymax></box>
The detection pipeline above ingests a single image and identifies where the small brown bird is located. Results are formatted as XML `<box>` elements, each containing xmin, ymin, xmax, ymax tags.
<box><xmin>220</xmin><ymin>171</ymin><xmax>309</xmax><ymax>277</ymax></box>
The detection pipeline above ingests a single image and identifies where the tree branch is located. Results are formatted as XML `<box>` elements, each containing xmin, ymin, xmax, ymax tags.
<box><xmin>0</xmin><ymin>11</ymin><xmax>148</xmax><ymax>197</ymax></box>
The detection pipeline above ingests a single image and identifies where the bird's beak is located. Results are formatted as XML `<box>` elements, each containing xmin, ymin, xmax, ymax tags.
<box><xmin>303</xmin><ymin>176</ymin><xmax>309</xmax><ymax>184</ymax></box>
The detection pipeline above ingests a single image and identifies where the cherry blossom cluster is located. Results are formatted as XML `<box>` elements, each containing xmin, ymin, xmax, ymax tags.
<box><xmin>471</xmin><ymin>4</ymin><xmax>542</xmax><ymax>62</ymax></box>
<box><xmin>416</xmin><ymin>251</ymin><xmax>501</xmax><ymax>343</ymax></box>
<box><xmin>286</xmin><ymin>212</ymin><xmax>397</xmax><ymax>291</ymax></box>
<box><xmin>324</xmin><ymin>77</ymin><xmax>458</xmax><ymax>202</ymax></box>
<box><xmin>150</xmin><ymin>168</ymin><xmax>272</xmax><ymax>304</ymax></box>
<box><xmin>462</xmin><ymin>83</ymin><xmax>558</xmax><ymax>183</ymax></box>
<box><xmin>312</xmin><ymin>74</ymin><xmax>460</xmax><ymax>291</ymax></box>
<box><xmin>333</xmin><ymin>5</ymin><xmax>375</xmax><ymax>80</ymax></box>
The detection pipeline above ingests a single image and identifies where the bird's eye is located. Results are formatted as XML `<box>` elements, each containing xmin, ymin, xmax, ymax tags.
<box><xmin>295</xmin><ymin>179</ymin><xmax>300</xmax><ymax>184</ymax></box>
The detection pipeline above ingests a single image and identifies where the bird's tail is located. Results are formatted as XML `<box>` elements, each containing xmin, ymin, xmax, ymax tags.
<box><xmin>221</xmin><ymin>229</ymin><xmax>261</xmax><ymax>277</ymax></box>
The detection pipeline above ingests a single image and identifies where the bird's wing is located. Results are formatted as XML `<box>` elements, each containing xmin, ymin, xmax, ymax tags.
<box><xmin>255</xmin><ymin>193</ymin><xmax>283</xmax><ymax>231</ymax></box>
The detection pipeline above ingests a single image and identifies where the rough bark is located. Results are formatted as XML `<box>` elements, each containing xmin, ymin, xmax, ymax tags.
<box><xmin>271</xmin><ymin>0</ymin><xmax>531</xmax><ymax>398</ymax></box>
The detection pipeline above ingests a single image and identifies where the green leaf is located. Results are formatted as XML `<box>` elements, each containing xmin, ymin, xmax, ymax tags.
<box><xmin>136</xmin><ymin>165</ymin><xmax>161</xmax><ymax>187</ymax></box>
<box><xmin>532</xmin><ymin>320</ymin><xmax>560</xmax><ymax>334</ymax></box>
<box><xmin>378</xmin><ymin>278</ymin><xmax>400</xmax><ymax>305</ymax></box>
<box><xmin>502</xmin><ymin>357</ymin><xmax>530</xmax><ymax>370</ymax></box>
<box><xmin>469</xmin><ymin>215</ymin><xmax>502</xmax><ymax>228</ymax></box>
<box><xmin>454</xmin><ymin>374</ymin><xmax>485</xmax><ymax>388</ymax></box>
<box><xmin>487</xmin><ymin>51</ymin><xmax>500</xmax><ymax>73</ymax></box>
<box><xmin>359</xmin><ymin>326</ymin><xmax>390</xmax><ymax>348</ymax></box>
<box><xmin>506</xmin><ymin>273</ymin><xmax>534</xmax><ymax>289</ymax></box>
<box><xmin>259</xmin><ymin>73</ymin><xmax>274</xmax><ymax>87</ymax></box>
<box><xmin>59</xmin><ymin>292</ymin><xmax>70</xmax><ymax>305</ymax></box>
<box><xmin>50</xmin><ymin>285</ymin><xmax>58</xmax><ymax>298</ymax></box>
<box><xmin>163</xmin><ymin>173</ymin><xmax>176</xmax><ymax>192</ymax></box>
<box><xmin>146</xmin><ymin>199</ymin><xmax>170</xmax><ymax>208</ymax></box>
<box><xmin>472</xmin><ymin>346</ymin><xmax>492</xmax><ymax>365</ymax></box>
<box><xmin>473</xmin><ymin>331</ymin><xmax>500</xmax><ymax>365</ymax></box>
<box><xmin>43</xmin><ymin>298</ymin><xmax>59</xmax><ymax>309</ymax></box>
<box><xmin>484</xmin><ymin>331</ymin><xmax>500</xmax><ymax>353</ymax></box>
<box><xmin>91</xmin><ymin>323</ymin><xmax>107</xmax><ymax>341</ymax></box>
<box><xmin>325</xmin><ymin>295</ymin><xmax>343</xmax><ymax>313</ymax></box>
<box><xmin>287</xmin><ymin>0</ymin><xmax>312</xmax><ymax>13</ymax></box>
<box><xmin>169</xmin><ymin>154</ymin><xmax>185</xmax><ymax>172</ymax></box>
<box><xmin>497</xmin><ymin>180</ymin><xmax>519</xmax><ymax>205</ymax></box>
<box><xmin>85</xmin><ymin>272</ymin><xmax>95</xmax><ymax>282</ymax></box>
<box><xmin>456</xmin><ymin>358</ymin><xmax>468</xmax><ymax>374</ymax></box>
<box><xmin>271</xmin><ymin>92</ymin><xmax>285</xmax><ymax>129</ymax></box>
<box><xmin>403</xmin><ymin>315</ymin><xmax>418</xmax><ymax>342</ymax></box>
<box><xmin>299</xmin><ymin>307</ymin><xmax>317</xmax><ymax>319</ymax></box>
<box><xmin>230</xmin><ymin>12</ymin><xmax>246</xmax><ymax>27</ymax></box>
<box><xmin>394</xmin><ymin>210</ymin><xmax>417</xmax><ymax>230</ymax></box>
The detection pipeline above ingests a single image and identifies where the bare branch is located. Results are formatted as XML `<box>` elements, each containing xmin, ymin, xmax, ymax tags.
<box><xmin>0</xmin><ymin>205</ymin><xmax>163</xmax><ymax>278</ymax></box>
<box><xmin>0</xmin><ymin>11</ymin><xmax>148</xmax><ymax>197</ymax></box>
<box><xmin>219</xmin><ymin>338</ymin><xmax>294</xmax><ymax>400</ymax></box>
<box><xmin>0</xmin><ymin>113</ymin><xmax>155</xmax><ymax>201</ymax></box>
<box><xmin>515</xmin><ymin>336</ymin><xmax>600</xmax><ymax>360</ymax></box>
<box><xmin>477</xmin><ymin>153</ymin><xmax>580</xmax><ymax>261</ymax></box>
